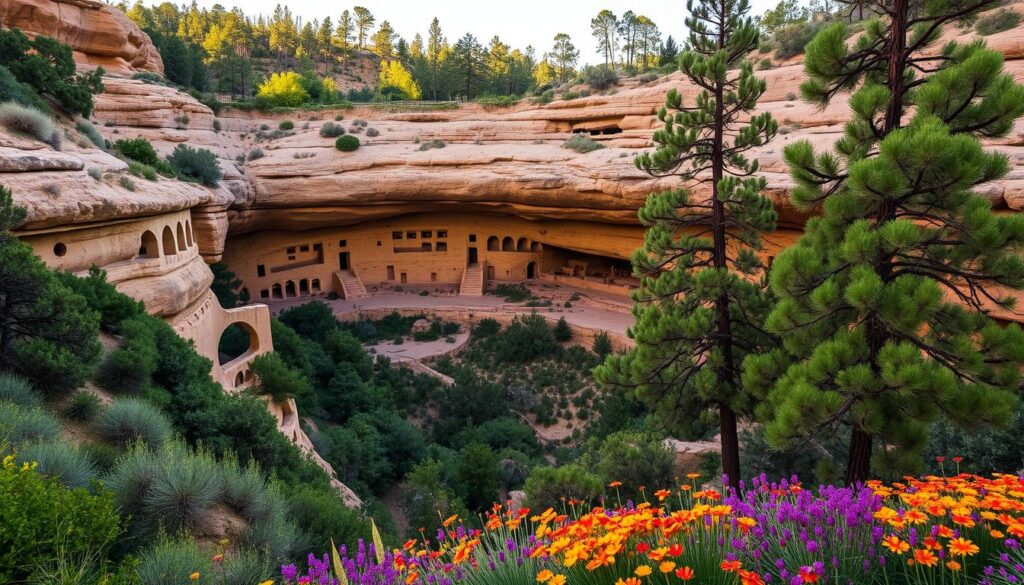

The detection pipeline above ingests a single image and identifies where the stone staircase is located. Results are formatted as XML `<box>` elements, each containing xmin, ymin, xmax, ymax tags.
<box><xmin>460</xmin><ymin>263</ymin><xmax>485</xmax><ymax>296</ymax></box>
<box><xmin>334</xmin><ymin>269</ymin><xmax>368</xmax><ymax>299</ymax></box>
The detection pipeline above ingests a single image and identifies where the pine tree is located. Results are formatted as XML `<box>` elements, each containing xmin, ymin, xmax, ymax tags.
<box><xmin>450</xmin><ymin>33</ymin><xmax>484</xmax><ymax>100</ymax></box>
<box><xmin>353</xmin><ymin>6</ymin><xmax>375</xmax><ymax>50</ymax></box>
<box><xmin>745</xmin><ymin>0</ymin><xmax>1024</xmax><ymax>484</ymax></box>
<box><xmin>590</xmin><ymin>10</ymin><xmax>618</xmax><ymax>67</ymax></box>
<box><xmin>371</xmin><ymin>20</ymin><xmax>397</xmax><ymax>58</ymax></box>
<box><xmin>595</xmin><ymin>0</ymin><xmax>777</xmax><ymax>489</ymax></box>
<box><xmin>550</xmin><ymin>33</ymin><xmax>579</xmax><ymax>84</ymax></box>
<box><xmin>426</xmin><ymin>18</ymin><xmax>445</xmax><ymax>101</ymax></box>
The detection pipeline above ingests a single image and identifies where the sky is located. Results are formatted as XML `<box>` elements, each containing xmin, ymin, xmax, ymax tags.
<box><xmin>184</xmin><ymin>0</ymin><xmax>781</xmax><ymax>66</ymax></box>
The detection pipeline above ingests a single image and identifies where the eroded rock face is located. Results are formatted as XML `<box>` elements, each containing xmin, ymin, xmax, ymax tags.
<box><xmin>0</xmin><ymin>0</ymin><xmax>163</xmax><ymax>76</ymax></box>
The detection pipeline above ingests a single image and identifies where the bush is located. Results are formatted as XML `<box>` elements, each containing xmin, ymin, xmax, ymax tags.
<box><xmin>0</xmin><ymin>404</ymin><xmax>61</xmax><ymax>445</ymax></box>
<box><xmin>0</xmin><ymin>453</ymin><xmax>122</xmax><ymax>584</ymax></box>
<box><xmin>581</xmin><ymin>65</ymin><xmax>620</xmax><ymax>90</ymax></box>
<box><xmin>75</xmin><ymin>119</ymin><xmax>104</xmax><ymax>148</ymax></box>
<box><xmin>0</xmin><ymin>65</ymin><xmax>49</xmax><ymax>112</ymax></box>
<box><xmin>366</xmin><ymin>127</ymin><xmax>380</xmax><ymax>137</ymax></box>
<box><xmin>774</xmin><ymin>20</ymin><xmax>824</xmax><ymax>60</ymax></box>
<box><xmin>113</xmin><ymin>137</ymin><xmax>160</xmax><ymax>166</ymax></box>
<box><xmin>212</xmin><ymin>119</ymin><xmax>221</xmax><ymax>132</ymax></box>
<box><xmin>167</xmin><ymin>144</ymin><xmax>221</xmax><ymax>186</ymax></box>
<box><xmin>319</xmin><ymin>122</ymin><xmax>345</xmax><ymax>137</ymax></box>
<box><xmin>250</xmin><ymin>352</ymin><xmax>311</xmax><ymax>403</ymax></box>
<box><xmin>247</xmin><ymin>147</ymin><xmax>264</xmax><ymax>161</ymax></box>
<box><xmin>18</xmin><ymin>441</ymin><xmax>98</xmax><ymax>489</ymax></box>
<box><xmin>592</xmin><ymin>331</ymin><xmax>612</xmax><ymax>358</ymax></box>
<box><xmin>87</xmin><ymin>166</ymin><xmax>102</xmax><ymax>180</ymax></box>
<box><xmin>65</xmin><ymin>390</ymin><xmax>102</xmax><ymax>422</ymax></box>
<box><xmin>128</xmin><ymin>160</ymin><xmax>158</xmax><ymax>181</ymax></box>
<box><xmin>0</xmin><ymin>372</ymin><xmax>41</xmax><ymax>409</ymax></box>
<box><xmin>255</xmin><ymin>71</ymin><xmax>310</xmax><ymax>108</ymax></box>
<box><xmin>137</xmin><ymin>538</ymin><xmax>212</xmax><ymax>585</ymax></box>
<box><xmin>563</xmin><ymin>134</ymin><xmax>604</xmax><ymax>153</ymax></box>
<box><xmin>287</xmin><ymin>485</ymin><xmax>371</xmax><ymax>556</ymax></box>
<box><xmin>523</xmin><ymin>464</ymin><xmax>604</xmax><ymax>510</ymax></box>
<box><xmin>279</xmin><ymin>120</ymin><xmax>294</xmax><ymax>130</ymax></box>
<box><xmin>583</xmin><ymin>431</ymin><xmax>674</xmax><ymax>503</ymax></box>
<box><xmin>118</xmin><ymin>175</ymin><xmax>136</xmax><ymax>191</ymax></box>
<box><xmin>95</xmin><ymin>397</ymin><xmax>172</xmax><ymax>449</ymax></box>
<box><xmin>0</xmin><ymin>101</ymin><xmax>54</xmax><ymax>143</ymax></box>
<box><xmin>0</xmin><ymin>28</ymin><xmax>105</xmax><ymax>117</ymax></box>
<box><xmin>553</xmin><ymin>317</ymin><xmax>572</xmax><ymax>342</ymax></box>
<box><xmin>472</xmin><ymin>318</ymin><xmax>501</xmax><ymax>337</ymax></box>
<box><xmin>335</xmin><ymin>134</ymin><xmax>360</xmax><ymax>151</ymax></box>
<box><xmin>976</xmin><ymin>9</ymin><xmax>1022</xmax><ymax>35</ymax></box>
<box><xmin>418</xmin><ymin>139</ymin><xmax>446</xmax><ymax>151</ymax></box>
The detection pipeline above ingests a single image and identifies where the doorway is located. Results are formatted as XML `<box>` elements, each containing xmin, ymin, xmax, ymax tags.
<box><xmin>527</xmin><ymin>261</ymin><xmax>537</xmax><ymax>279</ymax></box>
<box><xmin>468</xmin><ymin>247</ymin><xmax>478</xmax><ymax>264</ymax></box>
<box><xmin>339</xmin><ymin>251</ymin><xmax>350</xmax><ymax>270</ymax></box>
<box><xmin>487</xmin><ymin>265</ymin><xmax>496</xmax><ymax>280</ymax></box>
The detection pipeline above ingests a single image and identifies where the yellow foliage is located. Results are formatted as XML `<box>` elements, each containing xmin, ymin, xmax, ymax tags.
<box><xmin>256</xmin><ymin>71</ymin><xmax>310</xmax><ymax>107</ymax></box>
<box><xmin>378</xmin><ymin>60</ymin><xmax>422</xmax><ymax>100</ymax></box>
<box><xmin>534</xmin><ymin>60</ymin><xmax>557</xmax><ymax>86</ymax></box>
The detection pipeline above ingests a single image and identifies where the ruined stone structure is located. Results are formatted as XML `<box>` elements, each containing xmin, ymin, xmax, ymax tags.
<box><xmin>4</xmin><ymin>0</ymin><xmax>1024</xmax><ymax>500</ymax></box>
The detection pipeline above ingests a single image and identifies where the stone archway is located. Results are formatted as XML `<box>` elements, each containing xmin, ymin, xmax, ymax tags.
<box><xmin>487</xmin><ymin>236</ymin><xmax>499</xmax><ymax>251</ymax></box>
<box><xmin>162</xmin><ymin>226</ymin><xmax>177</xmax><ymax>256</ymax></box>
<box><xmin>176</xmin><ymin>222</ymin><xmax>187</xmax><ymax>251</ymax></box>
<box><xmin>517</xmin><ymin>237</ymin><xmax>529</xmax><ymax>251</ymax></box>
<box><xmin>185</xmin><ymin>220</ymin><xmax>194</xmax><ymax>247</ymax></box>
<box><xmin>217</xmin><ymin>320</ymin><xmax>259</xmax><ymax>367</ymax></box>
<box><xmin>502</xmin><ymin>236</ymin><xmax>515</xmax><ymax>251</ymax></box>
<box><xmin>138</xmin><ymin>230</ymin><xmax>159</xmax><ymax>259</ymax></box>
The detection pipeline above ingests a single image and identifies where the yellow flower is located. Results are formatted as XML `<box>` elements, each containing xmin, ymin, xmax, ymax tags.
<box><xmin>189</xmin><ymin>573</ymin><xmax>201</xmax><ymax>581</ymax></box>
<box><xmin>659</xmin><ymin>561</ymin><xmax>676</xmax><ymax>573</ymax></box>
<box><xmin>536</xmin><ymin>570</ymin><xmax>554</xmax><ymax>583</ymax></box>
<box><xmin>635</xmin><ymin>565</ymin><xmax>653</xmax><ymax>577</ymax></box>
<box><xmin>549</xmin><ymin>576</ymin><xmax>566</xmax><ymax>585</ymax></box>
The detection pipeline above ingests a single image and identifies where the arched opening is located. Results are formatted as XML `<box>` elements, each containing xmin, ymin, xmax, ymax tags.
<box><xmin>285</xmin><ymin>280</ymin><xmax>296</xmax><ymax>297</ymax></box>
<box><xmin>299</xmin><ymin>279</ymin><xmax>309</xmax><ymax>295</ymax></box>
<box><xmin>527</xmin><ymin>262</ymin><xmax>537</xmax><ymax>279</ymax></box>
<box><xmin>517</xmin><ymin>237</ymin><xmax>529</xmax><ymax>251</ymax></box>
<box><xmin>487</xmin><ymin>236</ymin><xmax>499</xmax><ymax>251</ymax></box>
<box><xmin>531</xmin><ymin>241</ymin><xmax>542</xmax><ymax>252</ymax></box>
<box><xmin>501</xmin><ymin>237</ymin><xmax>515</xmax><ymax>251</ymax></box>
<box><xmin>234</xmin><ymin>371</ymin><xmax>245</xmax><ymax>387</ymax></box>
<box><xmin>272</xmin><ymin>283</ymin><xmax>283</xmax><ymax>299</ymax></box>
<box><xmin>138</xmin><ymin>230</ymin><xmax>159</xmax><ymax>259</ymax></box>
<box><xmin>162</xmin><ymin>226</ymin><xmax>177</xmax><ymax>256</ymax></box>
<box><xmin>176</xmin><ymin>222</ymin><xmax>187</xmax><ymax>251</ymax></box>
<box><xmin>311</xmin><ymin>278</ymin><xmax>321</xmax><ymax>294</ymax></box>
<box><xmin>53</xmin><ymin>242</ymin><xmax>67</xmax><ymax>257</ymax></box>
<box><xmin>185</xmin><ymin>220</ymin><xmax>194</xmax><ymax>247</ymax></box>
<box><xmin>218</xmin><ymin>321</ymin><xmax>258</xmax><ymax>366</ymax></box>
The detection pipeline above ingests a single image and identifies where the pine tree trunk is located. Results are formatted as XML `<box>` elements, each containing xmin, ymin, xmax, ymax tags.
<box><xmin>849</xmin><ymin>0</ymin><xmax>908</xmax><ymax>485</ymax></box>
<box><xmin>711</xmin><ymin>15</ymin><xmax>741</xmax><ymax>491</ymax></box>
<box><xmin>845</xmin><ymin>427</ymin><xmax>872</xmax><ymax>484</ymax></box>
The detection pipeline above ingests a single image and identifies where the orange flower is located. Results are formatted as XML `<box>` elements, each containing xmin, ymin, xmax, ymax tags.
<box><xmin>798</xmin><ymin>566</ymin><xmax>818</xmax><ymax>584</ymax></box>
<box><xmin>442</xmin><ymin>514</ymin><xmax>459</xmax><ymax>527</ymax></box>
<box><xmin>536</xmin><ymin>570</ymin><xmax>554</xmax><ymax>583</ymax></box>
<box><xmin>634</xmin><ymin>565</ymin><xmax>653</xmax><ymax>577</ymax></box>
<box><xmin>675</xmin><ymin>567</ymin><xmax>695</xmax><ymax>581</ymax></box>
<box><xmin>189</xmin><ymin>573</ymin><xmax>200</xmax><ymax>581</ymax></box>
<box><xmin>659</xmin><ymin>561</ymin><xmax>676</xmax><ymax>573</ymax></box>
<box><xmin>948</xmin><ymin>538</ymin><xmax>979</xmax><ymax>556</ymax></box>
<box><xmin>720</xmin><ymin>560</ymin><xmax>742</xmax><ymax>573</ymax></box>
<box><xmin>609</xmin><ymin>481</ymin><xmax>623</xmax><ymax>488</ymax></box>
<box><xmin>667</xmin><ymin>544</ymin><xmax>683</xmax><ymax>557</ymax></box>
<box><xmin>654</xmin><ymin>489</ymin><xmax>671</xmax><ymax>501</ymax></box>
<box><xmin>549</xmin><ymin>576</ymin><xmax>566</xmax><ymax>585</ymax></box>
<box><xmin>616</xmin><ymin>579</ymin><xmax>642</xmax><ymax>585</ymax></box>
<box><xmin>913</xmin><ymin>549</ymin><xmax>939</xmax><ymax>567</ymax></box>
<box><xmin>946</xmin><ymin>561</ymin><xmax>962</xmax><ymax>571</ymax></box>
<box><xmin>882</xmin><ymin>535</ymin><xmax>909</xmax><ymax>554</ymax></box>
<box><xmin>403</xmin><ymin>539</ymin><xmax>417</xmax><ymax>551</ymax></box>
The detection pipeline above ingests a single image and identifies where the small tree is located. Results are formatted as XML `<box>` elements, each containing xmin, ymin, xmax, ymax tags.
<box><xmin>595</xmin><ymin>0</ymin><xmax>777</xmax><ymax>489</ymax></box>
<box><xmin>746</xmin><ymin>0</ymin><xmax>1024</xmax><ymax>483</ymax></box>
<box><xmin>553</xmin><ymin>317</ymin><xmax>572</xmax><ymax>342</ymax></box>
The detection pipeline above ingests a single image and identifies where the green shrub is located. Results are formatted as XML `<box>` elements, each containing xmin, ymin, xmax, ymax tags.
<box><xmin>976</xmin><ymin>8</ymin><xmax>1022</xmax><ymax>35</ymax></box>
<box><xmin>0</xmin><ymin>28</ymin><xmax>105</xmax><ymax>117</ymax></box>
<box><xmin>774</xmin><ymin>20</ymin><xmax>824</xmax><ymax>60</ymax></box>
<box><xmin>113</xmin><ymin>137</ymin><xmax>160</xmax><ymax>166</ymax></box>
<box><xmin>758</xmin><ymin>58</ymin><xmax>774</xmax><ymax>70</ymax></box>
<box><xmin>0</xmin><ymin>64</ymin><xmax>49</xmax><ymax>112</ymax></box>
<box><xmin>0</xmin><ymin>372</ymin><xmax>41</xmax><ymax>409</ymax></box>
<box><xmin>95</xmin><ymin>397</ymin><xmax>171</xmax><ymax>449</ymax></box>
<box><xmin>592</xmin><ymin>331</ymin><xmax>612</xmax><ymax>358</ymax></box>
<box><xmin>18</xmin><ymin>441</ymin><xmax>98</xmax><ymax>489</ymax></box>
<box><xmin>319</xmin><ymin>121</ymin><xmax>345</xmax><ymax>137</ymax></box>
<box><xmin>287</xmin><ymin>484</ymin><xmax>371</xmax><ymax>555</ymax></box>
<box><xmin>563</xmin><ymin>134</ymin><xmax>604</xmax><ymax>153</ymax></box>
<box><xmin>250</xmin><ymin>352</ymin><xmax>311</xmax><ymax>403</ymax></box>
<box><xmin>417</xmin><ymin>139</ymin><xmax>446</xmax><ymax>151</ymax></box>
<box><xmin>96</xmin><ymin>316</ymin><xmax>158</xmax><ymax>393</ymax></box>
<box><xmin>366</xmin><ymin>127</ymin><xmax>380</xmax><ymax>137</ymax></box>
<box><xmin>0</xmin><ymin>453</ymin><xmax>123</xmax><ymax>584</ymax></box>
<box><xmin>279</xmin><ymin>120</ymin><xmax>294</xmax><ymax>130</ymax></box>
<box><xmin>212</xmin><ymin>119</ymin><xmax>221</xmax><ymax>132</ymax></box>
<box><xmin>137</xmin><ymin>538</ymin><xmax>212</xmax><ymax>585</ymax></box>
<box><xmin>583</xmin><ymin>431</ymin><xmax>674</xmax><ymax>502</ymax></box>
<box><xmin>0</xmin><ymin>404</ymin><xmax>61</xmax><ymax>445</ymax></box>
<box><xmin>87</xmin><ymin>166</ymin><xmax>102</xmax><ymax>180</ymax></box>
<box><xmin>472</xmin><ymin>318</ymin><xmax>501</xmax><ymax>337</ymax></box>
<box><xmin>581</xmin><ymin>64</ymin><xmax>619</xmax><ymax>90</ymax></box>
<box><xmin>0</xmin><ymin>101</ymin><xmax>55</xmax><ymax>144</ymax></box>
<box><xmin>65</xmin><ymin>390</ymin><xmax>102</xmax><ymax>422</ymax></box>
<box><xmin>167</xmin><ymin>144</ymin><xmax>221</xmax><ymax>186</ymax></box>
<box><xmin>128</xmin><ymin>160</ymin><xmax>158</xmax><ymax>181</ymax></box>
<box><xmin>553</xmin><ymin>317</ymin><xmax>572</xmax><ymax>342</ymax></box>
<box><xmin>247</xmin><ymin>147</ymin><xmax>264</xmax><ymax>161</ymax></box>
<box><xmin>335</xmin><ymin>134</ymin><xmax>360</xmax><ymax>151</ymax></box>
<box><xmin>523</xmin><ymin>463</ymin><xmax>603</xmax><ymax>510</ymax></box>
<box><xmin>75</xmin><ymin>119</ymin><xmax>104</xmax><ymax>149</ymax></box>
